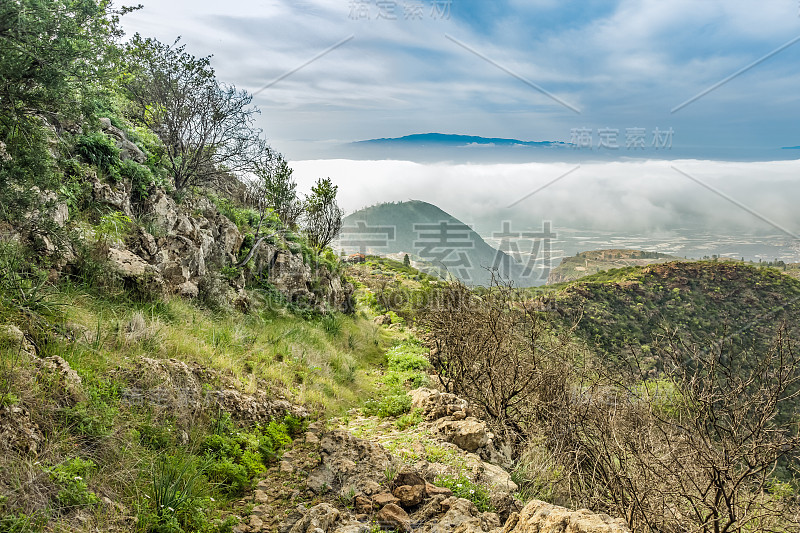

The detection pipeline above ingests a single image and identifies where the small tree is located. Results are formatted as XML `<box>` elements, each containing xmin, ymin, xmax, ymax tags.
<box><xmin>302</xmin><ymin>177</ymin><xmax>343</xmax><ymax>252</ymax></box>
<box><xmin>124</xmin><ymin>36</ymin><xmax>258</xmax><ymax>192</ymax></box>
<box><xmin>246</xmin><ymin>139</ymin><xmax>302</xmax><ymax>231</ymax></box>
<box><xmin>403</xmin><ymin>254</ymin><xmax>411</xmax><ymax>267</ymax></box>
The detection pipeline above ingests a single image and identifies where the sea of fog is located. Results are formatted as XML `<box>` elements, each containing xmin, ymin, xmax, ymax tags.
<box><xmin>293</xmin><ymin>158</ymin><xmax>800</xmax><ymax>280</ymax></box>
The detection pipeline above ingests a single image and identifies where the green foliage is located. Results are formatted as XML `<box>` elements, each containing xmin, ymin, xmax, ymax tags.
<box><xmin>303</xmin><ymin>177</ymin><xmax>343</xmax><ymax>252</ymax></box>
<box><xmin>48</xmin><ymin>457</ymin><xmax>100</xmax><ymax>509</ymax></box>
<box><xmin>434</xmin><ymin>474</ymin><xmax>493</xmax><ymax>512</ymax></box>
<box><xmin>209</xmin><ymin>196</ymin><xmax>260</xmax><ymax>232</ymax></box>
<box><xmin>118</xmin><ymin>158</ymin><xmax>158</xmax><ymax>201</ymax></box>
<box><xmin>362</xmin><ymin>393</ymin><xmax>411</xmax><ymax>418</ymax></box>
<box><xmin>0</xmin><ymin>508</ymin><xmax>45</xmax><ymax>533</ymax></box>
<box><xmin>96</xmin><ymin>211</ymin><xmax>133</xmax><ymax>246</ymax></box>
<box><xmin>386</xmin><ymin>343</ymin><xmax>429</xmax><ymax>372</ymax></box>
<box><xmin>0</xmin><ymin>0</ymin><xmax>126</xmax><ymax>123</ymax></box>
<box><xmin>201</xmin><ymin>414</ymin><xmax>292</xmax><ymax>495</ymax></box>
<box><xmin>149</xmin><ymin>454</ymin><xmax>208</xmax><ymax>527</ymax></box>
<box><xmin>320</xmin><ymin>314</ymin><xmax>342</xmax><ymax>337</ymax></box>
<box><xmin>394</xmin><ymin>408</ymin><xmax>424</xmax><ymax>430</ymax></box>
<box><xmin>557</xmin><ymin>262</ymin><xmax>800</xmax><ymax>366</ymax></box>
<box><xmin>0</xmin><ymin>241</ymin><xmax>56</xmax><ymax>320</ymax></box>
<box><xmin>75</xmin><ymin>131</ymin><xmax>120</xmax><ymax>177</ymax></box>
<box><xmin>61</xmin><ymin>379</ymin><xmax>120</xmax><ymax>439</ymax></box>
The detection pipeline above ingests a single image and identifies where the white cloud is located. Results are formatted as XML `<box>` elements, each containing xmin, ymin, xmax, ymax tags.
<box><xmin>291</xmin><ymin>158</ymin><xmax>800</xmax><ymax>237</ymax></box>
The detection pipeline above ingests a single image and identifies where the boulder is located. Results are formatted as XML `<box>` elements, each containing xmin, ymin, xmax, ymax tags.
<box><xmin>373</xmin><ymin>314</ymin><xmax>392</xmax><ymax>326</ymax></box>
<box><xmin>410</xmin><ymin>388</ymin><xmax>471</xmax><ymax>421</ymax></box>
<box><xmin>425</xmin><ymin>482</ymin><xmax>453</xmax><ymax>498</ymax></box>
<box><xmin>433</xmin><ymin>417</ymin><xmax>489</xmax><ymax>452</ymax></box>
<box><xmin>37</xmin><ymin>355</ymin><xmax>84</xmax><ymax>404</ymax></box>
<box><xmin>0</xmin><ymin>325</ymin><xmax>36</xmax><ymax>358</ymax></box>
<box><xmin>376</xmin><ymin>503</ymin><xmax>411</xmax><ymax>532</ymax></box>
<box><xmin>392</xmin><ymin>484</ymin><xmax>425</xmax><ymax>508</ymax></box>
<box><xmin>99</xmin><ymin>117</ymin><xmax>146</xmax><ymax>163</ymax></box>
<box><xmin>307</xmin><ymin>430</ymin><xmax>396</xmax><ymax>497</ymax></box>
<box><xmin>501</xmin><ymin>500</ymin><xmax>631</xmax><ymax>533</ymax></box>
<box><xmin>288</xmin><ymin>503</ymin><xmax>340</xmax><ymax>533</ymax></box>
<box><xmin>0</xmin><ymin>403</ymin><xmax>42</xmax><ymax>454</ymax></box>
<box><xmin>372</xmin><ymin>492</ymin><xmax>400</xmax><ymax>507</ymax></box>
<box><xmin>480</xmin><ymin>461</ymin><xmax>518</xmax><ymax>493</ymax></box>
<box><xmin>420</xmin><ymin>497</ymin><xmax>500</xmax><ymax>533</ymax></box>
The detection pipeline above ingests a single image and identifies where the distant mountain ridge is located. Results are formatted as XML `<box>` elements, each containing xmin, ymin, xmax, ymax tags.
<box><xmin>338</xmin><ymin>200</ymin><xmax>526</xmax><ymax>286</ymax></box>
<box><xmin>354</xmin><ymin>132</ymin><xmax>571</xmax><ymax>148</ymax></box>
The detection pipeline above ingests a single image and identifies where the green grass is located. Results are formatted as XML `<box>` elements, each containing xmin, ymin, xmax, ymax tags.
<box><xmin>0</xmin><ymin>273</ymin><xmax>400</xmax><ymax>532</ymax></box>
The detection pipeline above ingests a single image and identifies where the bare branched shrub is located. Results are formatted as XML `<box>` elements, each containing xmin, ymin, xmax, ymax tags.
<box><xmin>564</xmin><ymin>326</ymin><xmax>800</xmax><ymax>533</ymax></box>
<box><xmin>420</xmin><ymin>275</ymin><xmax>579</xmax><ymax>448</ymax></box>
<box><xmin>424</xmin><ymin>276</ymin><xmax>800</xmax><ymax>532</ymax></box>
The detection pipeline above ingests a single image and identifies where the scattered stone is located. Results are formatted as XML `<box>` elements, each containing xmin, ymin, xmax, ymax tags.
<box><xmin>410</xmin><ymin>388</ymin><xmax>470</xmax><ymax>421</ymax></box>
<box><xmin>280</xmin><ymin>460</ymin><xmax>294</xmax><ymax>474</ymax></box>
<box><xmin>394</xmin><ymin>468</ymin><xmax>426</xmax><ymax>489</ymax></box>
<box><xmin>354</xmin><ymin>495</ymin><xmax>375</xmax><ymax>514</ymax></box>
<box><xmin>254</xmin><ymin>490</ymin><xmax>269</xmax><ymax>504</ymax></box>
<box><xmin>249</xmin><ymin>515</ymin><xmax>264</xmax><ymax>531</ymax></box>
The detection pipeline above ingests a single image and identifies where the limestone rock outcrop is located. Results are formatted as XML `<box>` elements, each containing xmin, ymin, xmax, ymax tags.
<box><xmin>502</xmin><ymin>500</ymin><xmax>631</xmax><ymax>533</ymax></box>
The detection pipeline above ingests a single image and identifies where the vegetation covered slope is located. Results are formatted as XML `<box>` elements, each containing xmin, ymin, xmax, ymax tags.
<box><xmin>547</xmin><ymin>249</ymin><xmax>678</xmax><ymax>284</ymax></box>
<box><xmin>341</xmin><ymin>200</ymin><xmax>518</xmax><ymax>286</ymax></box>
<box><xmin>554</xmin><ymin>261</ymin><xmax>800</xmax><ymax>366</ymax></box>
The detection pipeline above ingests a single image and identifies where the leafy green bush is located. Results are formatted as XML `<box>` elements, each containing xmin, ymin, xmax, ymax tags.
<box><xmin>137</xmin><ymin>422</ymin><xmax>175</xmax><ymax>450</ymax></box>
<box><xmin>395</xmin><ymin>408</ymin><xmax>424</xmax><ymax>430</ymax></box>
<box><xmin>362</xmin><ymin>393</ymin><xmax>411</xmax><ymax>418</ymax></box>
<box><xmin>386</xmin><ymin>343</ymin><xmax>429</xmax><ymax>372</ymax></box>
<box><xmin>201</xmin><ymin>415</ymin><xmax>292</xmax><ymax>494</ymax></box>
<box><xmin>49</xmin><ymin>457</ymin><xmax>100</xmax><ymax>509</ymax></box>
<box><xmin>118</xmin><ymin>158</ymin><xmax>158</xmax><ymax>201</ymax></box>
<box><xmin>75</xmin><ymin>131</ymin><xmax>119</xmax><ymax>177</ymax></box>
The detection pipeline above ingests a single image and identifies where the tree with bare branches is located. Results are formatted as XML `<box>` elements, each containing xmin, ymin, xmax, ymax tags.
<box><xmin>124</xmin><ymin>35</ymin><xmax>258</xmax><ymax>192</ymax></box>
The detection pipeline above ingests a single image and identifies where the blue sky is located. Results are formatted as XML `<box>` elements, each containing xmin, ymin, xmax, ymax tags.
<box><xmin>122</xmin><ymin>0</ymin><xmax>800</xmax><ymax>161</ymax></box>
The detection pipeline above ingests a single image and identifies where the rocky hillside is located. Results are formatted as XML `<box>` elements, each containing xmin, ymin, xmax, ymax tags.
<box><xmin>228</xmin><ymin>388</ymin><xmax>630</xmax><ymax>533</ymax></box>
<box><xmin>547</xmin><ymin>249</ymin><xmax>678</xmax><ymax>285</ymax></box>
<box><xmin>2</xmin><ymin>117</ymin><xmax>352</xmax><ymax>315</ymax></box>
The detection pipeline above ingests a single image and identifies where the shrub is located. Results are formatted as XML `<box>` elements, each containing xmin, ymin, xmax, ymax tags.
<box><xmin>362</xmin><ymin>394</ymin><xmax>411</xmax><ymax>418</ymax></box>
<box><xmin>75</xmin><ymin>131</ymin><xmax>119</xmax><ymax>177</ymax></box>
<box><xmin>386</xmin><ymin>343</ymin><xmax>429</xmax><ymax>372</ymax></box>
<box><xmin>49</xmin><ymin>457</ymin><xmax>100</xmax><ymax>509</ymax></box>
<box><xmin>320</xmin><ymin>313</ymin><xmax>342</xmax><ymax>337</ymax></box>
<box><xmin>149</xmin><ymin>455</ymin><xmax>208</xmax><ymax>525</ymax></box>
<box><xmin>118</xmin><ymin>158</ymin><xmax>157</xmax><ymax>201</ymax></box>
<box><xmin>395</xmin><ymin>409</ymin><xmax>424</xmax><ymax>430</ymax></box>
<box><xmin>201</xmin><ymin>417</ymin><xmax>292</xmax><ymax>494</ymax></box>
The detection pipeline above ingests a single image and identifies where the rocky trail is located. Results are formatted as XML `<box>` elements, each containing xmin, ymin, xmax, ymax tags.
<box><xmin>231</xmin><ymin>389</ymin><xmax>630</xmax><ymax>533</ymax></box>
